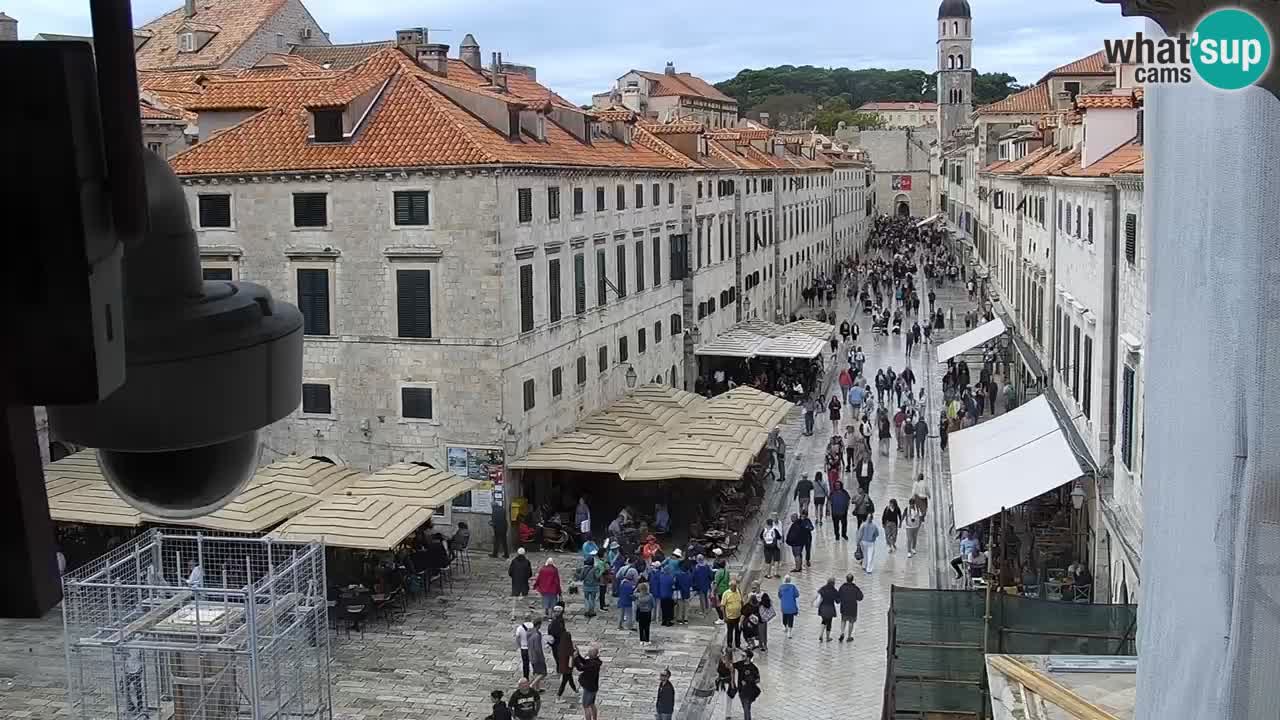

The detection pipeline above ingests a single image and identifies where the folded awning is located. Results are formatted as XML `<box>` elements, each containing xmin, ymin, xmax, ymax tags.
<box><xmin>950</xmin><ymin>396</ymin><xmax>1083</xmax><ymax>529</ymax></box>
<box><xmin>936</xmin><ymin>317</ymin><xmax>1007</xmax><ymax>363</ymax></box>
<box><xmin>781</xmin><ymin>319</ymin><xmax>836</xmax><ymax>339</ymax></box>
<box><xmin>916</xmin><ymin>213</ymin><xmax>943</xmax><ymax>228</ymax></box>
<box><xmin>694</xmin><ymin>328</ymin><xmax>766</xmax><ymax>358</ymax></box>
<box><xmin>755</xmin><ymin>333</ymin><xmax>827</xmax><ymax>359</ymax></box>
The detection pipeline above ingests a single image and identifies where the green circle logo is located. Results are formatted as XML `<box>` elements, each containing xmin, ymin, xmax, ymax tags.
<box><xmin>1192</xmin><ymin>8</ymin><xmax>1272</xmax><ymax>90</ymax></box>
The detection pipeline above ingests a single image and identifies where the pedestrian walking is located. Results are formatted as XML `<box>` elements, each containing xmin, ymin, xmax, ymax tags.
<box><xmin>721</xmin><ymin>580</ymin><xmax>744</xmax><ymax>649</ymax></box>
<box><xmin>903</xmin><ymin>412</ymin><xmax>916</xmax><ymax>458</ymax></box>
<box><xmin>773</xmin><ymin>433</ymin><xmax>788</xmax><ymax>481</ymax></box>
<box><xmin>812</xmin><ymin>472</ymin><xmax>828</xmax><ymax>525</ymax></box>
<box><xmin>760</xmin><ymin>517</ymin><xmax>783</xmax><ymax>578</ymax></box>
<box><xmin>509</xmin><ymin>549</ymin><xmax>533</xmax><ymax>620</ymax></box>
<box><xmin>693</xmin><ymin>555</ymin><xmax>713</xmax><ymax>615</ymax></box>
<box><xmin>572</xmin><ymin>645</ymin><xmax>603</xmax><ymax>720</ymax></box>
<box><xmin>534</xmin><ymin>558</ymin><xmax>561</xmax><ymax>617</ymax></box>
<box><xmin>914</xmin><ymin>414</ymin><xmax>928</xmax><ymax>458</ymax></box>
<box><xmin>550</xmin><ymin>608</ymin><xmax>578</xmax><ymax>697</ymax></box>
<box><xmin>777</xmin><ymin>575</ymin><xmax>800</xmax><ymax>639</ymax></box>
<box><xmin>828</xmin><ymin>395</ymin><xmax>842</xmax><ymax>429</ymax></box>
<box><xmin>799</xmin><ymin>509</ymin><xmax>815</xmax><ymax>566</ymax></box>
<box><xmin>854</xmin><ymin>455</ymin><xmax>874</xmax><ymax>494</ymax></box>
<box><xmin>509</xmin><ymin>678</ymin><xmax>541</xmax><ymax>720</ymax></box>
<box><xmin>829</xmin><ymin>482</ymin><xmax>851</xmax><ymax>540</ymax></box>
<box><xmin>656</xmin><ymin>668</ymin><xmax>676</xmax><ymax>720</ymax></box>
<box><xmin>732</xmin><ymin>650</ymin><xmax>762</xmax><ymax>720</ymax></box>
<box><xmin>794</xmin><ymin>473</ymin><xmax>813</xmax><ymax>515</ymax></box>
<box><xmin>911</xmin><ymin>472</ymin><xmax>930</xmax><ymax>518</ymax></box>
<box><xmin>814</xmin><ymin>578</ymin><xmax>839</xmax><ymax>642</ymax></box>
<box><xmin>751</xmin><ymin>582</ymin><xmax>774</xmax><ymax>651</ymax></box>
<box><xmin>836</xmin><ymin>574</ymin><xmax>865</xmax><ymax>642</ymax></box>
<box><xmin>785</xmin><ymin>513</ymin><xmax>808</xmax><ymax>573</ymax></box>
<box><xmin>883</xmin><ymin>500</ymin><xmax>902</xmax><ymax>553</ymax></box>
<box><xmin>527</xmin><ymin>620</ymin><xmax>548</xmax><ymax>691</ymax></box>
<box><xmin>712</xmin><ymin>559</ymin><xmax>731</xmax><ymax>625</ymax></box>
<box><xmin>674</xmin><ymin>562</ymin><xmax>692</xmax><ymax>625</ymax></box>
<box><xmin>802</xmin><ymin>396</ymin><xmax>816</xmax><ymax>436</ymax></box>
<box><xmin>852</xmin><ymin>488</ymin><xmax>874</xmax><ymax>529</ymax></box>
<box><xmin>857</xmin><ymin>515</ymin><xmax>881</xmax><ymax>574</ymax></box>
<box><xmin>634</xmin><ymin>581</ymin><xmax>655</xmax><ymax>644</ymax></box>
<box><xmin>904</xmin><ymin>498</ymin><xmax>924</xmax><ymax>558</ymax></box>
<box><xmin>515</xmin><ymin>615</ymin><xmax>536</xmax><ymax>679</ymax></box>
<box><xmin>877</xmin><ymin>410</ymin><xmax>892</xmax><ymax>456</ymax></box>
<box><xmin>492</xmin><ymin>498</ymin><xmax>511</xmax><ymax>559</ymax></box>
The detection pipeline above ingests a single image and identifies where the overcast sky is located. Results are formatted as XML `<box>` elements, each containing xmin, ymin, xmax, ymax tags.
<box><xmin>9</xmin><ymin>0</ymin><xmax>1142</xmax><ymax>103</ymax></box>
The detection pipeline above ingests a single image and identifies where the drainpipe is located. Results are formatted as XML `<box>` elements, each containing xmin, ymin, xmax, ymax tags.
<box><xmin>1105</xmin><ymin>183</ymin><xmax>1121</xmax><ymax>470</ymax></box>
<box><xmin>1047</xmin><ymin>182</ymin><xmax>1058</xmax><ymax>388</ymax></box>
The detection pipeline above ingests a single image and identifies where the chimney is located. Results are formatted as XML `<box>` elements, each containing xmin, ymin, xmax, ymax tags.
<box><xmin>459</xmin><ymin>33</ymin><xmax>481</xmax><ymax>71</ymax></box>
<box><xmin>184</xmin><ymin>0</ymin><xmax>195</xmax><ymax>17</ymax></box>
<box><xmin>758</xmin><ymin>112</ymin><xmax>770</xmax><ymax>128</ymax></box>
<box><xmin>489</xmin><ymin>51</ymin><xmax>507</xmax><ymax>92</ymax></box>
<box><xmin>0</xmin><ymin>12</ymin><xmax>16</xmax><ymax>42</ymax></box>
<box><xmin>416</xmin><ymin>43</ymin><xmax>449</xmax><ymax>76</ymax></box>
<box><xmin>395</xmin><ymin>27</ymin><xmax>424</xmax><ymax>58</ymax></box>
<box><xmin>664</xmin><ymin>61</ymin><xmax>676</xmax><ymax>76</ymax></box>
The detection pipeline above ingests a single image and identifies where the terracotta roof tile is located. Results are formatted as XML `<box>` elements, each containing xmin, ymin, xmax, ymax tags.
<box><xmin>1061</xmin><ymin>139</ymin><xmax>1142</xmax><ymax>177</ymax></box>
<box><xmin>640</xmin><ymin>120</ymin><xmax>704</xmax><ymax>135</ymax></box>
<box><xmin>291</xmin><ymin>41</ymin><xmax>395</xmax><ymax>69</ymax></box>
<box><xmin>636</xmin><ymin>70</ymin><xmax>735</xmax><ymax>104</ymax></box>
<box><xmin>1133</xmin><ymin>87</ymin><xmax>1144</xmax><ymax>103</ymax></box>
<box><xmin>594</xmin><ymin>108</ymin><xmax>636</xmax><ymax>122</ymax></box>
<box><xmin>981</xmin><ymin>159</ymin><xmax>1010</xmax><ymax>173</ymax></box>
<box><xmin>241</xmin><ymin>52</ymin><xmax>330</xmax><ymax>79</ymax></box>
<box><xmin>140</xmin><ymin>99</ymin><xmax>185</xmax><ymax>121</ymax></box>
<box><xmin>1077</xmin><ymin>93</ymin><xmax>1137</xmax><ymax>109</ymax></box>
<box><xmin>1039</xmin><ymin>50</ymin><xmax>1110</xmax><ymax>84</ymax></box>
<box><xmin>633</xmin><ymin>126</ymin><xmax>703</xmax><ymax>169</ymax></box>
<box><xmin>857</xmin><ymin>101</ymin><xmax>937</xmax><ymax>111</ymax></box>
<box><xmin>169</xmin><ymin>47</ymin><xmax>692</xmax><ymax>175</ymax></box>
<box><xmin>992</xmin><ymin>145</ymin><xmax>1055</xmax><ymax>174</ymax></box>
<box><xmin>134</xmin><ymin>0</ymin><xmax>288</xmax><ymax>71</ymax></box>
<box><xmin>1020</xmin><ymin>147</ymin><xmax>1079</xmax><ymax>176</ymax></box>
<box><xmin>977</xmin><ymin>84</ymin><xmax>1051</xmax><ymax>115</ymax></box>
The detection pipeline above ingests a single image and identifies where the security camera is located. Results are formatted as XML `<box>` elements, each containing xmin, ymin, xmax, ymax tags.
<box><xmin>48</xmin><ymin>152</ymin><xmax>304</xmax><ymax>519</ymax></box>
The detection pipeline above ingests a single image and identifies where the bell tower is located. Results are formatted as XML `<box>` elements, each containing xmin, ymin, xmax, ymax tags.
<box><xmin>936</xmin><ymin>0</ymin><xmax>974</xmax><ymax>140</ymax></box>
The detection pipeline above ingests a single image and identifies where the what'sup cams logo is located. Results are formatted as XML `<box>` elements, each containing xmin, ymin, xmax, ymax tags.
<box><xmin>1103</xmin><ymin>8</ymin><xmax>1273</xmax><ymax>90</ymax></box>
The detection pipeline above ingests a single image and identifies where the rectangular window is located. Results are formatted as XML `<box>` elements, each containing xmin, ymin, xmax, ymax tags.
<box><xmin>596</xmin><ymin>186</ymin><xmax>606</xmax><ymax>212</ymax></box>
<box><xmin>670</xmin><ymin>313</ymin><xmax>682</xmax><ymax>335</ymax></box>
<box><xmin>203</xmin><ymin>267</ymin><xmax>233</xmax><ymax>281</ymax></box>
<box><xmin>638</xmin><ymin>328</ymin><xmax>647</xmax><ymax>354</ymax></box>
<box><xmin>548</xmin><ymin>258</ymin><xmax>562</xmax><ymax>323</ymax></box>
<box><xmin>668</xmin><ymin>182</ymin><xmax>675</xmax><ymax>205</ymax></box>
<box><xmin>1075</xmin><ymin>205</ymin><xmax>1082</xmax><ymax>237</ymax></box>
<box><xmin>518</xmin><ymin>188</ymin><xmax>533</xmax><ymax>223</ymax></box>
<box><xmin>551</xmin><ymin>367</ymin><xmax>563</xmax><ymax>397</ymax></box>
<box><xmin>573</xmin><ymin>187</ymin><xmax>584</xmax><ymax>215</ymax></box>
<box><xmin>635</xmin><ymin>183</ymin><xmax>644</xmax><ymax>209</ymax></box>
<box><xmin>597</xmin><ymin>345</ymin><xmax>608</xmax><ymax>373</ymax></box>
<box><xmin>297</xmin><ymin>268</ymin><xmax>330</xmax><ymax>335</ymax></box>
<box><xmin>301</xmin><ymin>383</ymin><xmax>332</xmax><ymax>414</ymax></box>
<box><xmin>312</xmin><ymin>109</ymin><xmax>343</xmax><ymax>142</ymax></box>
<box><xmin>596</xmin><ymin>249</ymin><xmax>607</xmax><ymax>306</ymax></box>
<box><xmin>635</xmin><ymin>241</ymin><xmax>645</xmax><ymax>292</ymax></box>
<box><xmin>619</xmin><ymin>336</ymin><xmax>629</xmax><ymax>362</ymax></box>
<box><xmin>719</xmin><ymin>222</ymin><xmax>725</xmax><ymax>261</ymax></box>
<box><xmin>652</xmin><ymin>183</ymin><xmax>660</xmax><ymax>207</ymax></box>
<box><xmin>401</xmin><ymin>386</ymin><xmax>433</xmax><ymax>419</ymax></box>
<box><xmin>1121</xmin><ymin>365</ymin><xmax>1136</xmax><ymax>468</ymax></box>
<box><xmin>293</xmin><ymin>192</ymin><xmax>328</xmax><ymax>227</ymax></box>
<box><xmin>696</xmin><ymin>223</ymin><xmax>703</xmax><ymax>268</ymax></box>
<box><xmin>1082</xmin><ymin>334</ymin><xmax>1093</xmax><ymax>418</ymax></box>
<box><xmin>616</xmin><ymin>244</ymin><xmax>627</xmax><ymax>297</ymax></box>
<box><xmin>573</xmin><ymin>253</ymin><xmax>586</xmax><ymax>315</ymax></box>
<box><xmin>548</xmin><ymin>186</ymin><xmax>561</xmax><ymax>221</ymax></box>
<box><xmin>522</xmin><ymin>379</ymin><xmax>536</xmax><ymax>411</ymax></box>
<box><xmin>393</xmin><ymin>190</ymin><xmax>430</xmax><ymax>226</ymax></box>
<box><xmin>1086</xmin><ymin>208</ymin><xmax>1094</xmax><ymax>242</ymax></box>
<box><xmin>653</xmin><ymin>238</ymin><xmax>661</xmax><ymax>286</ymax></box>
<box><xmin>1071</xmin><ymin>325</ymin><xmax>1081</xmax><ymax>399</ymax></box>
<box><xmin>1125</xmin><ymin>213</ymin><xmax>1137</xmax><ymax>264</ymax></box>
<box><xmin>198</xmin><ymin>194</ymin><xmax>232</xmax><ymax>227</ymax></box>
<box><xmin>697</xmin><ymin>181</ymin><xmax>703</xmax><ymax>199</ymax></box>
<box><xmin>577</xmin><ymin>356</ymin><xmax>587</xmax><ymax>385</ymax></box>
<box><xmin>654</xmin><ymin>321</ymin><xmax>662</xmax><ymax>342</ymax></box>
<box><xmin>519</xmin><ymin>264</ymin><xmax>534</xmax><ymax>332</ymax></box>
<box><xmin>1057</xmin><ymin>199</ymin><xmax>1062</xmax><ymax>229</ymax></box>
<box><xmin>617</xmin><ymin>185</ymin><xmax>626</xmax><ymax>210</ymax></box>
<box><xmin>396</xmin><ymin>269</ymin><xmax>433</xmax><ymax>338</ymax></box>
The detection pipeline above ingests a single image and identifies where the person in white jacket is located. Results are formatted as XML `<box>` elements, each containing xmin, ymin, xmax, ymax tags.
<box><xmin>904</xmin><ymin>499</ymin><xmax>924</xmax><ymax>558</ymax></box>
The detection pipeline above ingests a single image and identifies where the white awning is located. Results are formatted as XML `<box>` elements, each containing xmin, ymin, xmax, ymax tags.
<box><xmin>755</xmin><ymin>334</ymin><xmax>827</xmax><ymax>359</ymax></box>
<box><xmin>916</xmin><ymin>213</ymin><xmax>943</xmax><ymax>228</ymax></box>
<box><xmin>936</xmin><ymin>317</ymin><xmax>1007</xmax><ymax>364</ymax></box>
<box><xmin>950</xmin><ymin>396</ymin><xmax>1083</xmax><ymax>529</ymax></box>
<box><xmin>694</xmin><ymin>328</ymin><xmax>766</xmax><ymax>358</ymax></box>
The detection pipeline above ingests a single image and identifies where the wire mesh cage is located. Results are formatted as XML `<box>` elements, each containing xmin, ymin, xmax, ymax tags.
<box><xmin>62</xmin><ymin>528</ymin><xmax>332</xmax><ymax>720</ymax></box>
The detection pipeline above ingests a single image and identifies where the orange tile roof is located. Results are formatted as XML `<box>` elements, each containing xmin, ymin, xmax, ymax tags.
<box><xmin>1039</xmin><ymin>50</ymin><xmax>1110</xmax><ymax>84</ymax></box>
<box><xmin>1065</xmin><ymin>110</ymin><xmax>1084</xmax><ymax>125</ymax></box>
<box><xmin>981</xmin><ymin>159</ymin><xmax>1010</xmax><ymax>173</ymax></box>
<box><xmin>633</xmin><ymin>126</ymin><xmax>703</xmax><ymax>170</ymax></box>
<box><xmin>241</xmin><ymin>52</ymin><xmax>331</xmax><ymax>79</ymax></box>
<box><xmin>1060</xmin><ymin>139</ymin><xmax>1142</xmax><ymax>177</ymax></box>
<box><xmin>1114</xmin><ymin>154</ymin><xmax>1143</xmax><ymax>174</ymax></box>
<box><xmin>977</xmin><ymin>84</ymin><xmax>1051</xmax><ymax>115</ymax></box>
<box><xmin>1133</xmin><ymin>87</ymin><xmax>1144</xmax><ymax>104</ymax></box>
<box><xmin>736</xmin><ymin>128</ymin><xmax>771</xmax><ymax>141</ymax></box>
<box><xmin>140</xmin><ymin>99</ymin><xmax>185</xmax><ymax>121</ymax></box>
<box><xmin>594</xmin><ymin>108</ymin><xmax>636</xmax><ymax>122</ymax></box>
<box><xmin>291</xmin><ymin>42</ymin><xmax>395</xmax><ymax>69</ymax></box>
<box><xmin>134</xmin><ymin>0</ymin><xmax>289</xmax><ymax>71</ymax></box>
<box><xmin>858</xmin><ymin>101</ymin><xmax>937</xmax><ymax>111</ymax></box>
<box><xmin>636</xmin><ymin>70</ymin><xmax>736</xmax><ymax>104</ymax></box>
<box><xmin>641</xmin><ymin>120</ymin><xmax>704</xmax><ymax>135</ymax></box>
<box><xmin>1021</xmin><ymin>147</ymin><xmax>1080</xmax><ymax>176</ymax></box>
<box><xmin>168</xmin><ymin>47</ymin><xmax>694</xmax><ymax>175</ymax></box>
<box><xmin>1076</xmin><ymin>93</ymin><xmax>1137</xmax><ymax>109</ymax></box>
<box><xmin>992</xmin><ymin>145</ymin><xmax>1055</xmax><ymax>174</ymax></box>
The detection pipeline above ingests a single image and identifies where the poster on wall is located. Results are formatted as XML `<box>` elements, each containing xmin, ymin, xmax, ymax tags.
<box><xmin>892</xmin><ymin>175</ymin><xmax>913</xmax><ymax>191</ymax></box>
<box><xmin>447</xmin><ymin>446</ymin><xmax>505</xmax><ymax>513</ymax></box>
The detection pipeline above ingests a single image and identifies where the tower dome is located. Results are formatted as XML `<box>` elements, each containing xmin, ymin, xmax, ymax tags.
<box><xmin>937</xmin><ymin>0</ymin><xmax>971</xmax><ymax>19</ymax></box>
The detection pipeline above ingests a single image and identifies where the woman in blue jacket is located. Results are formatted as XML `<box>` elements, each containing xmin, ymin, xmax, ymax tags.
<box><xmin>777</xmin><ymin>575</ymin><xmax>801</xmax><ymax>639</ymax></box>
<box><xmin>673</xmin><ymin>565</ymin><xmax>693</xmax><ymax>625</ymax></box>
<box><xmin>616</xmin><ymin>575</ymin><xmax>636</xmax><ymax>631</ymax></box>
<box><xmin>691</xmin><ymin>556</ymin><xmax>713</xmax><ymax>615</ymax></box>
<box><xmin>654</xmin><ymin>567</ymin><xmax>676</xmax><ymax>627</ymax></box>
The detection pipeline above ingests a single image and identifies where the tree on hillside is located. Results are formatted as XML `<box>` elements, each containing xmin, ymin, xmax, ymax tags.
<box><xmin>972</xmin><ymin>72</ymin><xmax>1023</xmax><ymax>105</ymax></box>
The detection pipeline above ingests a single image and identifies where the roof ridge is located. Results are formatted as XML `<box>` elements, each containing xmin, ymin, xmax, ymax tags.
<box><xmin>405</xmin><ymin>77</ymin><xmax>502</xmax><ymax>165</ymax></box>
<box><xmin>167</xmin><ymin>107</ymin><xmax>273</xmax><ymax>168</ymax></box>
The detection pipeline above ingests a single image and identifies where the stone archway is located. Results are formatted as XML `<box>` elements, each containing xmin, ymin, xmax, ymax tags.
<box><xmin>894</xmin><ymin>193</ymin><xmax>911</xmax><ymax>217</ymax></box>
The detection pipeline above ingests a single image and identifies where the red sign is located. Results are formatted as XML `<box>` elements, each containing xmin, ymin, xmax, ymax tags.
<box><xmin>892</xmin><ymin>175</ymin><xmax>913</xmax><ymax>191</ymax></box>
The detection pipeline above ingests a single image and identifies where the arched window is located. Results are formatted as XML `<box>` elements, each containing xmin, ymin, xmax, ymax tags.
<box><xmin>958</xmin><ymin>53</ymin><xmax>965</xmax><ymax>68</ymax></box>
<box><xmin>953</xmin><ymin>21</ymin><xmax>959</xmax><ymax>34</ymax></box>
<box><xmin>947</xmin><ymin>55</ymin><xmax>955</xmax><ymax>69</ymax></box>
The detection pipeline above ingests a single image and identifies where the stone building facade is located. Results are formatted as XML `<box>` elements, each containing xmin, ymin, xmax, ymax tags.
<box><xmin>592</xmin><ymin>64</ymin><xmax>739</xmax><ymax>129</ymax></box>
<box><xmin>133</xmin><ymin>0</ymin><xmax>330</xmax><ymax>72</ymax></box>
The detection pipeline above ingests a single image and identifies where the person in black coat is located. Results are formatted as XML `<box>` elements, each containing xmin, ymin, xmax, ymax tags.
<box><xmin>784</xmin><ymin>513</ymin><xmax>811</xmax><ymax>572</ymax></box>
<box><xmin>508</xmin><ymin>548</ymin><xmax>533</xmax><ymax>620</ymax></box>
<box><xmin>836</xmin><ymin>574</ymin><xmax>865</xmax><ymax>642</ymax></box>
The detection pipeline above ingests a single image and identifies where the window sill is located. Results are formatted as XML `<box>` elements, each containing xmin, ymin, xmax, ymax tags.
<box><xmin>389</xmin><ymin>224</ymin><xmax>435</xmax><ymax>232</ymax></box>
<box><xmin>394</xmin><ymin>336</ymin><xmax>440</xmax><ymax>344</ymax></box>
<box><xmin>198</xmin><ymin>226</ymin><xmax>236</xmax><ymax>232</ymax></box>
<box><xmin>303</xmin><ymin>334</ymin><xmax>340</xmax><ymax>341</ymax></box>
<box><xmin>291</xmin><ymin>226</ymin><xmax>333</xmax><ymax>232</ymax></box>
<box><xmin>398</xmin><ymin>417</ymin><xmax>440</xmax><ymax>426</ymax></box>
<box><xmin>299</xmin><ymin>412</ymin><xmax>337</xmax><ymax>421</ymax></box>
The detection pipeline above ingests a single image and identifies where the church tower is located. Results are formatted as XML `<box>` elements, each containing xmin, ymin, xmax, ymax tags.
<box><xmin>936</xmin><ymin>0</ymin><xmax>974</xmax><ymax>140</ymax></box>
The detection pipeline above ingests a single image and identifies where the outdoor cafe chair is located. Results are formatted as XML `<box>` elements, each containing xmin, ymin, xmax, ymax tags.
<box><xmin>1072</xmin><ymin>583</ymin><xmax>1093</xmax><ymax>603</ymax></box>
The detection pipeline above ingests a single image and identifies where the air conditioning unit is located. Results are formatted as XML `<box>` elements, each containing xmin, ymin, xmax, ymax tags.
<box><xmin>300</xmin><ymin>27</ymin><xmax>313</xmax><ymax>39</ymax></box>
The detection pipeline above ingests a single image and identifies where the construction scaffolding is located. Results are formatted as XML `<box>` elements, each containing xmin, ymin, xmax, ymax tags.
<box><xmin>62</xmin><ymin>529</ymin><xmax>332</xmax><ymax>720</ymax></box>
<box><xmin>881</xmin><ymin>586</ymin><xmax>1137</xmax><ymax>720</ymax></box>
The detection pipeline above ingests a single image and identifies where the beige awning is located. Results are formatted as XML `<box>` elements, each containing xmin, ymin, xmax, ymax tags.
<box><xmin>625</xmin><ymin>437</ymin><xmax>757</xmax><ymax>482</ymax></box>
<box><xmin>628</xmin><ymin>384</ymin><xmax>704</xmax><ymax>411</ymax></box>
<box><xmin>598</xmin><ymin>397</ymin><xmax>687</xmax><ymax>431</ymax></box>
<box><xmin>167</xmin><ymin>484</ymin><xmax>320</xmax><ymax>534</ymax></box>
<box><xmin>782</xmin><ymin>319</ymin><xmax>837</xmax><ymax>339</ymax></box>
<box><xmin>246</xmin><ymin>455</ymin><xmax>365</xmax><ymax>496</ymax></box>
<box><xmin>506</xmin><ymin>432</ymin><xmax>645</xmax><ymax>475</ymax></box>
<box><xmin>736</xmin><ymin>318</ymin><xmax>786</xmax><ymax>338</ymax></box>
<box><xmin>270</xmin><ymin>495</ymin><xmax>435</xmax><ymax>551</ymax></box>
<box><xmin>694</xmin><ymin>328</ymin><xmax>766</xmax><ymax>357</ymax></box>
<box><xmin>342</xmin><ymin>463</ymin><xmax>482</xmax><ymax>507</ymax></box>
<box><xmin>45</xmin><ymin>451</ymin><xmax>143</xmax><ymax>527</ymax></box>
<box><xmin>755</xmin><ymin>333</ymin><xmax>828</xmax><ymax>359</ymax></box>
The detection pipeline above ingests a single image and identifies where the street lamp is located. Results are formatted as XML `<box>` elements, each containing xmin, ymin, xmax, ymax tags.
<box><xmin>690</xmin><ymin>326</ymin><xmax>702</xmax><ymax>344</ymax></box>
<box><xmin>1070</xmin><ymin>481</ymin><xmax>1086</xmax><ymax>511</ymax></box>
<box><xmin>624</xmin><ymin>364</ymin><xmax>638</xmax><ymax>389</ymax></box>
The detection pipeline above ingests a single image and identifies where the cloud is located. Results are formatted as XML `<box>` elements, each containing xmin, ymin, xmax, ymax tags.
<box><xmin>9</xmin><ymin>0</ymin><xmax>1142</xmax><ymax>102</ymax></box>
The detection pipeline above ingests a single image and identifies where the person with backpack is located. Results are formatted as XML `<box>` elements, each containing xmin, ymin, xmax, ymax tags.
<box><xmin>578</xmin><ymin>558</ymin><xmax>600</xmax><ymax>618</ymax></box>
<box><xmin>732</xmin><ymin>650</ymin><xmax>762</xmax><ymax>720</ymax></box>
<box><xmin>616</xmin><ymin>572</ymin><xmax>635</xmax><ymax>630</ymax></box>
<box><xmin>692</xmin><ymin>555</ymin><xmax>713</xmax><ymax>615</ymax></box>
<box><xmin>852</xmin><ymin>488</ymin><xmax>874</xmax><ymax>530</ymax></box>
<box><xmin>711</xmin><ymin>558</ymin><xmax>731</xmax><ymax>625</ymax></box>
<box><xmin>811</xmin><ymin>472</ymin><xmax>828</xmax><ymax>526</ymax></box>
<box><xmin>759</xmin><ymin>517</ymin><xmax>783</xmax><ymax>579</ymax></box>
